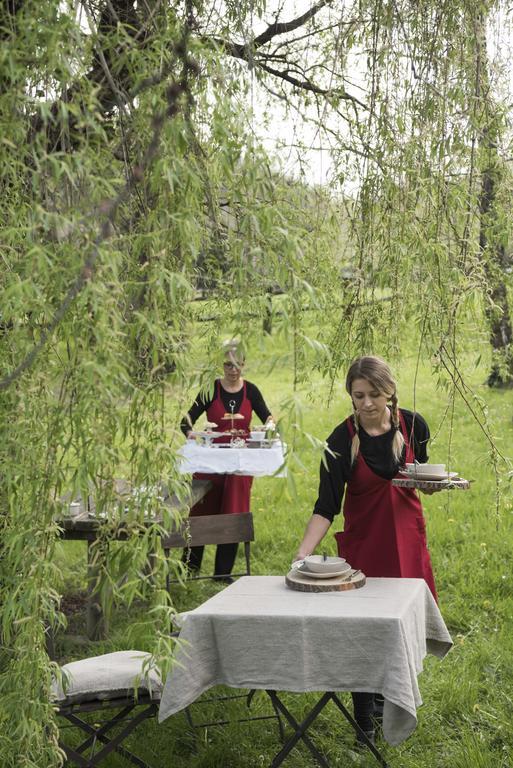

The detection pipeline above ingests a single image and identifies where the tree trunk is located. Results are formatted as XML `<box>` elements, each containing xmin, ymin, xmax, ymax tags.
<box><xmin>475</xmin><ymin>12</ymin><xmax>513</xmax><ymax>387</ymax></box>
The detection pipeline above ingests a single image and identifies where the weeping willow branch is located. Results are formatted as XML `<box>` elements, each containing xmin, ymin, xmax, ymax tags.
<box><xmin>437</xmin><ymin>344</ymin><xmax>507</xmax><ymax>465</ymax></box>
<box><xmin>0</xmin><ymin>48</ymin><xmax>199</xmax><ymax>393</ymax></box>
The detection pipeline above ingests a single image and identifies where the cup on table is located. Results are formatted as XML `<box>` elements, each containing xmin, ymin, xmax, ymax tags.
<box><xmin>68</xmin><ymin>501</ymin><xmax>82</xmax><ymax>518</ymax></box>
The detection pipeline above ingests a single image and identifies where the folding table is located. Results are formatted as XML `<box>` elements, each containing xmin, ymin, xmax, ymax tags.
<box><xmin>159</xmin><ymin>576</ymin><xmax>453</xmax><ymax>767</ymax></box>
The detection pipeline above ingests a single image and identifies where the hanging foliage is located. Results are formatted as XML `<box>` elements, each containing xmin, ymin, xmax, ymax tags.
<box><xmin>2</xmin><ymin>0</ymin><xmax>513</xmax><ymax>763</ymax></box>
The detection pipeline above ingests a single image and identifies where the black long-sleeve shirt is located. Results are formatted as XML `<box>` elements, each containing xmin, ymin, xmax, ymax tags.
<box><xmin>313</xmin><ymin>409</ymin><xmax>429</xmax><ymax>522</ymax></box>
<box><xmin>180</xmin><ymin>380</ymin><xmax>271</xmax><ymax>435</ymax></box>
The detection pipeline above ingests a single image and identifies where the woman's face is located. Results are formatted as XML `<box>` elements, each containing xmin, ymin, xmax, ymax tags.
<box><xmin>223</xmin><ymin>353</ymin><xmax>244</xmax><ymax>383</ymax></box>
<box><xmin>350</xmin><ymin>378</ymin><xmax>389</xmax><ymax>421</ymax></box>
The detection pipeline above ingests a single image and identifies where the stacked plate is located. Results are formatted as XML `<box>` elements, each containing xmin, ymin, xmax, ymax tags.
<box><xmin>400</xmin><ymin>463</ymin><xmax>459</xmax><ymax>481</ymax></box>
<box><xmin>296</xmin><ymin>555</ymin><xmax>352</xmax><ymax>580</ymax></box>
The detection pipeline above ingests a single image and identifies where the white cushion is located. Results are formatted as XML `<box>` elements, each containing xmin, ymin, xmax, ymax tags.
<box><xmin>52</xmin><ymin>651</ymin><xmax>162</xmax><ymax>705</ymax></box>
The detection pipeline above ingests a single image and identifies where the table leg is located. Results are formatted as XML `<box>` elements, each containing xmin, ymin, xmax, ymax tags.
<box><xmin>329</xmin><ymin>694</ymin><xmax>389</xmax><ymax>767</ymax></box>
<box><xmin>265</xmin><ymin>692</ymin><xmax>390</xmax><ymax>768</ymax></box>
<box><xmin>86</xmin><ymin>541</ymin><xmax>107</xmax><ymax>641</ymax></box>
<box><xmin>266</xmin><ymin>691</ymin><xmax>332</xmax><ymax>768</ymax></box>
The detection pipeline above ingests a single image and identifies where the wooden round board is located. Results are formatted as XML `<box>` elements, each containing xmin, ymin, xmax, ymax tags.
<box><xmin>285</xmin><ymin>569</ymin><xmax>366</xmax><ymax>592</ymax></box>
<box><xmin>392</xmin><ymin>477</ymin><xmax>470</xmax><ymax>491</ymax></box>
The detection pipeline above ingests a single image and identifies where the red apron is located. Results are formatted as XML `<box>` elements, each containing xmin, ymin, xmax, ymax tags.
<box><xmin>334</xmin><ymin>411</ymin><xmax>437</xmax><ymax>600</ymax></box>
<box><xmin>190</xmin><ymin>380</ymin><xmax>253</xmax><ymax>516</ymax></box>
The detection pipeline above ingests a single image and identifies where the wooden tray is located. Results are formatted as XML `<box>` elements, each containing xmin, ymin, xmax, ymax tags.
<box><xmin>285</xmin><ymin>569</ymin><xmax>366</xmax><ymax>593</ymax></box>
<box><xmin>392</xmin><ymin>477</ymin><xmax>470</xmax><ymax>491</ymax></box>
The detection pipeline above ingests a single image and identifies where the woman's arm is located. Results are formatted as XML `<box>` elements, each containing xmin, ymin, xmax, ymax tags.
<box><xmin>247</xmin><ymin>382</ymin><xmax>272</xmax><ymax>423</ymax></box>
<box><xmin>294</xmin><ymin>514</ymin><xmax>332</xmax><ymax>561</ymax></box>
<box><xmin>293</xmin><ymin>423</ymin><xmax>350</xmax><ymax>561</ymax></box>
<box><xmin>179</xmin><ymin>391</ymin><xmax>212</xmax><ymax>436</ymax></box>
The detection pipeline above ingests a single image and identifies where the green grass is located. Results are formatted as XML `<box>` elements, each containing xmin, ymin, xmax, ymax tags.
<box><xmin>53</xmin><ymin>320</ymin><xmax>513</xmax><ymax>768</ymax></box>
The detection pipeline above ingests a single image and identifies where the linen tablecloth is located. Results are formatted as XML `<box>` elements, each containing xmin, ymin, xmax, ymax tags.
<box><xmin>159</xmin><ymin>576</ymin><xmax>452</xmax><ymax>746</ymax></box>
<box><xmin>177</xmin><ymin>442</ymin><xmax>287</xmax><ymax>477</ymax></box>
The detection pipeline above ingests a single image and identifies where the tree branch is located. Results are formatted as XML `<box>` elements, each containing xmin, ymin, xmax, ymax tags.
<box><xmin>254</xmin><ymin>0</ymin><xmax>331</xmax><ymax>46</ymax></box>
<box><xmin>256</xmin><ymin>59</ymin><xmax>366</xmax><ymax>108</ymax></box>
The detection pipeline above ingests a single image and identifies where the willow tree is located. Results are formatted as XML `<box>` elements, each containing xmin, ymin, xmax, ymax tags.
<box><xmin>0</xmin><ymin>1</ymin><xmax>345</xmax><ymax>765</ymax></box>
<box><xmin>221</xmin><ymin>0</ymin><xmax>513</xmax><ymax>387</ymax></box>
<box><xmin>231</xmin><ymin>0</ymin><xmax>513</xmax><ymax>415</ymax></box>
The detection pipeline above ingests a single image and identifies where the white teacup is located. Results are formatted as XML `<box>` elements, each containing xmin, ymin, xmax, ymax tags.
<box><xmin>68</xmin><ymin>501</ymin><xmax>82</xmax><ymax>518</ymax></box>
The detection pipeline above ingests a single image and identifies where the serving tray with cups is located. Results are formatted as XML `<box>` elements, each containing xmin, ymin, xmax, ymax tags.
<box><xmin>246</xmin><ymin>426</ymin><xmax>280</xmax><ymax>449</ymax></box>
<box><xmin>285</xmin><ymin>555</ymin><xmax>366</xmax><ymax>592</ymax></box>
<box><xmin>392</xmin><ymin>462</ymin><xmax>470</xmax><ymax>491</ymax></box>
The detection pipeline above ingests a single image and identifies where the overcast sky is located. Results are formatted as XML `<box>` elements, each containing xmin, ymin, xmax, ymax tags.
<box><xmin>244</xmin><ymin>1</ymin><xmax>513</xmax><ymax>189</ymax></box>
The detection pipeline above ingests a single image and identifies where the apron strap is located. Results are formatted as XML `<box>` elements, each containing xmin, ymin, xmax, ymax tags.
<box><xmin>398</xmin><ymin>409</ymin><xmax>415</xmax><ymax>461</ymax></box>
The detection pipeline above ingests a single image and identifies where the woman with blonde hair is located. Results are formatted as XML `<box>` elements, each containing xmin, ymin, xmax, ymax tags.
<box><xmin>180</xmin><ymin>340</ymin><xmax>273</xmax><ymax>581</ymax></box>
<box><xmin>294</xmin><ymin>355</ymin><xmax>437</xmax><ymax>745</ymax></box>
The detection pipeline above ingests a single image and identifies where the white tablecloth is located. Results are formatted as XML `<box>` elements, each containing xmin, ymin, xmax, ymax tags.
<box><xmin>159</xmin><ymin>576</ymin><xmax>452</xmax><ymax>746</ymax></box>
<box><xmin>177</xmin><ymin>442</ymin><xmax>287</xmax><ymax>477</ymax></box>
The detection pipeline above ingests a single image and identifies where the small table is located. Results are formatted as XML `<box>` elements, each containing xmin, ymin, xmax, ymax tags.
<box><xmin>177</xmin><ymin>441</ymin><xmax>287</xmax><ymax>476</ymax></box>
<box><xmin>159</xmin><ymin>576</ymin><xmax>453</xmax><ymax>766</ymax></box>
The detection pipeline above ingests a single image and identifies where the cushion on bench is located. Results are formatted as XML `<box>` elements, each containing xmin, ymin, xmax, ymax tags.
<box><xmin>52</xmin><ymin>650</ymin><xmax>162</xmax><ymax>705</ymax></box>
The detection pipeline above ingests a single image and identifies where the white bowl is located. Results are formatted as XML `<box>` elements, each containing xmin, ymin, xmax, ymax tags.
<box><xmin>304</xmin><ymin>555</ymin><xmax>347</xmax><ymax>573</ymax></box>
<box><xmin>405</xmin><ymin>463</ymin><xmax>446</xmax><ymax>474</ymax></box>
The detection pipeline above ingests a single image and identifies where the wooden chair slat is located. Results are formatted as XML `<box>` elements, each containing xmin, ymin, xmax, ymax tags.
<box><xmin>162</xmin><ymin>512</ymin><xmax>254</xmax><ymax>548</ymax></box>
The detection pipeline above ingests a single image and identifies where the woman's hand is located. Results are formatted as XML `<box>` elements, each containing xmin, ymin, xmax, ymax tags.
<box><xmin>294</xmin><ymin>514</ymin><xmax>331</xmax><ymax>564</ymax></box>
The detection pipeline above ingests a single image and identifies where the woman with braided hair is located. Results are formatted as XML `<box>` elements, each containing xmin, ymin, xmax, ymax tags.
<box><xmin>294</xmin><ymin>355</ymin><xmax>437</xmax><ymax>746</ymax></box>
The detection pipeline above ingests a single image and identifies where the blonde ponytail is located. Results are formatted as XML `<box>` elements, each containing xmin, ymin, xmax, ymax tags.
<box><xmin>390</xmin><ymin>393</ymin><xmax>405</xmax><ymax>463</ymax></box>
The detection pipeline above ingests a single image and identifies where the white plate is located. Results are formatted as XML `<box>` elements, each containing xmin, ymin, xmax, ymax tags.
<box><xmin>297</xmin><ymin>565</ymin><xmax>352</xmax><ymax>579</ymax></box>
<box><xmin>189</xmin><ymin>431</ymin><xmax>228</xmax><ymax>438</ymax></box>
<box><xmin>399</xmin><ymin>471</ymin><xmax>459</xmax><ymax>481</ymax></box>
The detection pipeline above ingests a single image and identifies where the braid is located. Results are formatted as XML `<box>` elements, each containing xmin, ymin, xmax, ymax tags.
<box><xmin>350</xmin><ymin>409</ymin><xmax>361</xmax><ymax>465</ymax></box>
<box><xmin>390</xmin><ymin>393</ymin><xmax>405</xmax><ymax>463</ymax></box>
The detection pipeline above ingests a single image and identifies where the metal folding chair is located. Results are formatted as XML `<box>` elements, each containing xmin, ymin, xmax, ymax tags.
<box><xmin>183</xmin><ymin>688</ymin><xmax>285</xmax><ymax>742</ymax></box>
<box><xmin>54</xmin><ymin>651</ymin><xmax>161</xmax><ymax>768</ymax></box>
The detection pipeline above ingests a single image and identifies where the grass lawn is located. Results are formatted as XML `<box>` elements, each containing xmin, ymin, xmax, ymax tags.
<box><xmin>53</xmin><ymin>318</ymin><xmax>513</xmax><ymax>768</ymax></box>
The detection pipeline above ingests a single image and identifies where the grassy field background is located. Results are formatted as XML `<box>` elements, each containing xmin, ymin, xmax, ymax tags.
<box><xmin>54</xmin><ymin>316</ymin><xmax>513</xmax><ymax>768</ymax></box>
